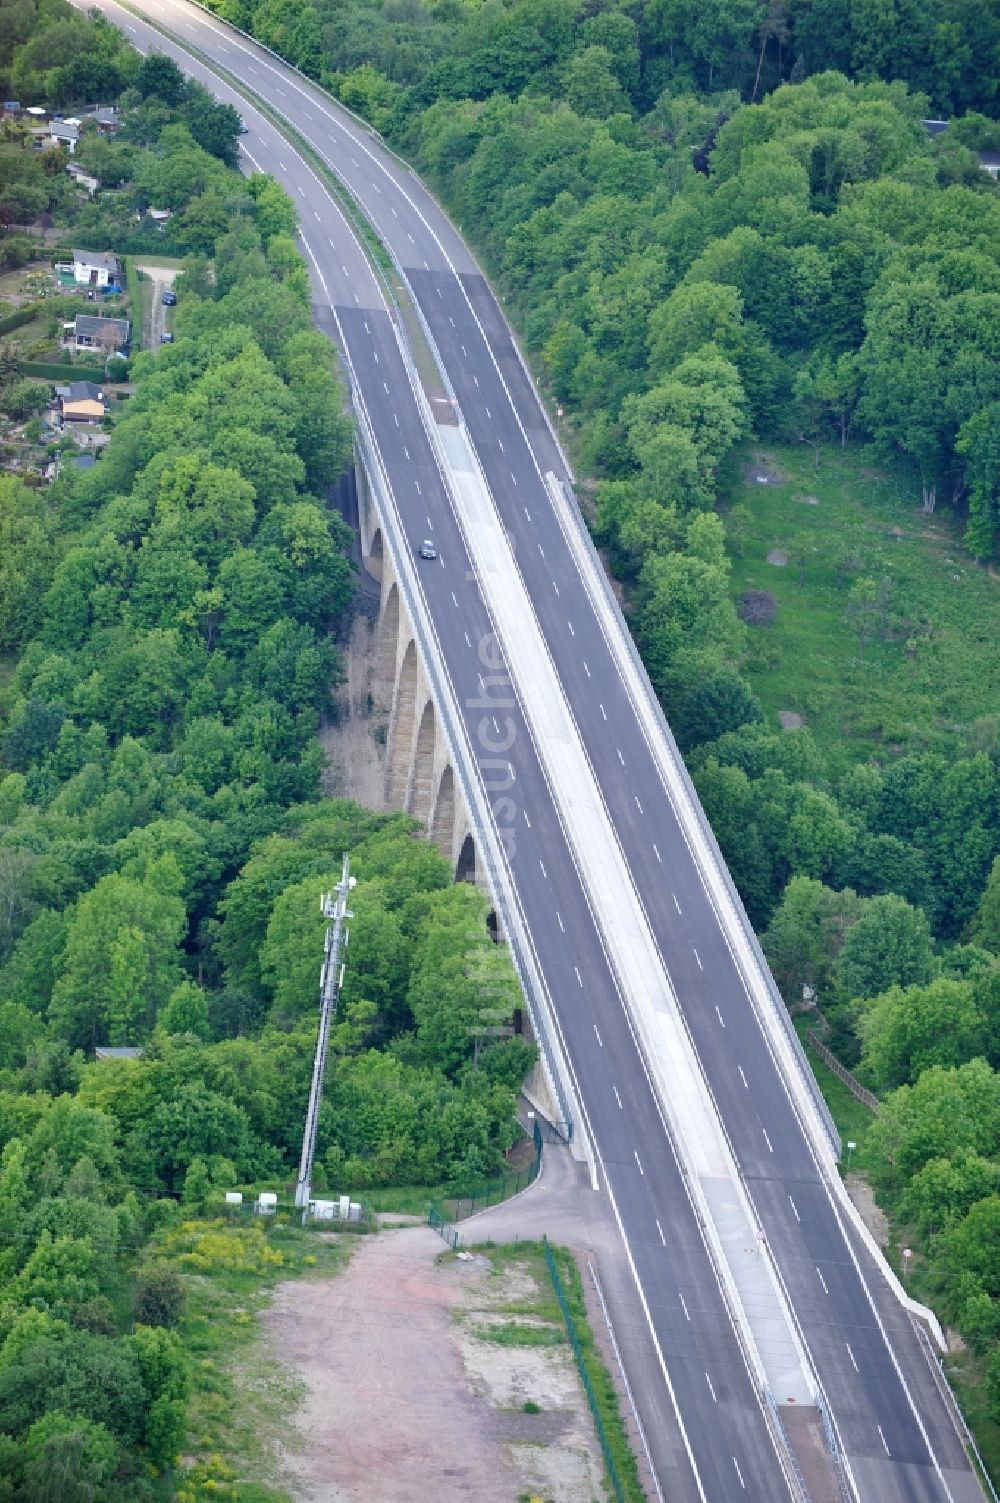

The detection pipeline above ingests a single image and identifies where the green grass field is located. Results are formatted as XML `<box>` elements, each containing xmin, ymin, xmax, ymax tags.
<box><xmin>723</xmin><ymin>441</ymin><xmax>1000</xmax><ymax>773</ymax></box>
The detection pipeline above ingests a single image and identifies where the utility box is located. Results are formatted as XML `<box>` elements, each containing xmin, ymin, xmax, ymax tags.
<box><xmin>255</xmin><ymin>1192</ymin><xmax>277</xmax><ymax>1215</ymax></box>
<box><xmin>225</xmin><ymin>1191</ymin><xmax>243</xmax><ymax>1207</ymax></box>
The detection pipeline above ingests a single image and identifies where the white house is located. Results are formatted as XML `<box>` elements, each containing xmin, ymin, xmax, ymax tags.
<box><xmin>66</xmin><ymin>162</ymin><xmax>99</xmax><ymax>196</ymax></box>
<box><xmin>48</xmin><ymin>120</ymin><xmax>79</xmax><ymax>153</ymax></box>
<box><xmin>70</xmin><ymin>312</ymin><xmax>130</xmax><ymax>355</ymax></box>
<box><xmin>72</xmin><ymin>249</ymin><xmax>122</xmax><ymax>288</ymax></box>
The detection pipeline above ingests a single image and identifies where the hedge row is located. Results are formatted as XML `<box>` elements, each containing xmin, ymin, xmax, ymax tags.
<box><xmin>18</xmin><ymin>360</ymin><xmax>105</xmax><ymax>382</ymax></box>
<box><xmin>0</xmin><ymin>304</ymin><xmax>41</xmax><ymax>337</ymax></box>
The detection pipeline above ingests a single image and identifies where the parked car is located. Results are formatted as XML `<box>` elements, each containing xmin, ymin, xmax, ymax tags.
<box><xmin>162</xmin><ymin>289</ymin><xmax>177</xmax><ymax>306</ymax></box>
<box><xmin>418</xmin><ymin>539</ymin><xmax>437</xmax><ymax>560</ymax></box>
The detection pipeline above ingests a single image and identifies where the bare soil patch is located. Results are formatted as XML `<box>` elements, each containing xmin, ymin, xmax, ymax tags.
<box><xmin>767</xmin><ymin>548</ymin><xmax>789</xmax><ymax>566</ymax></box>
<box><xmin>319</xmin><ymin>613</ymin><xmax>386</xmax><ymax>809</ymax></box>
<box><xmin>739</xmin><ymin>589</ymin><xmax>777</xmax><ymax>626</ymax></box>
<box><xmin>745</xmin><ymin>451</ymin><xmax>787</xmax><ymax>486</ymax></box>
<box><xmin>844</xmin><ymin>1173</ymin><xmax>889</xmax><ymax>1249</ymax></box>
<box><xmin>778</xmin><ymin>710</ymin><xmax>806</xmax><ymax>729</ymax></box>
<box><xmin>252</xmin><ymin>1226</ymin><xmax>605</xmax><ymax>1503</ymax></box>
<box><xmin>798</xmin><ymin>494</ymin><xmax>820</xmax><ymax>505</ymax></box>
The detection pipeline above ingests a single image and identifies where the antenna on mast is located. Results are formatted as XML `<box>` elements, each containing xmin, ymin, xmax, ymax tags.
<box><xmin>294</xmin><ymin>854</ymin><xmax>355</xmax><ymax>1214</ymax></box>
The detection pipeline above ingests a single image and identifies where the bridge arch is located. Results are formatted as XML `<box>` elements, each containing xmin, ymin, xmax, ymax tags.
<box><xmin>456</xmin><ymin>832</ymin><xmax>477</xmax><ymax>885</ymax></box>
<box><xmin>408</xmin><ymin>699</ymin><xmax>437</xmax><ymax>824</ymax></box>
<box><xmin>367</xmin><ymin>526</ymin><xmax>384</xmax><ymax>582</ymax></box>
<box><xmin>376</xmin><ymin>581</ymin><xmax>400</xmax><ymax>706</ymax></box>
<box><xmin>430</xmin><ymin>764</ymin><xmax>456</xmax><ymax>856</ymax></box>
<box><xmin>386</xmin><ymin>638</ymin><xmax>417</xmax><ymax>807</ymax></box>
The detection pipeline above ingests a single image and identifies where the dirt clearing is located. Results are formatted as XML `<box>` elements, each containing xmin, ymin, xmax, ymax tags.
<box><xmin>250</xmin><ymin>1224</ymin><xmax>605</xmax><ymax>1503</ymax></box>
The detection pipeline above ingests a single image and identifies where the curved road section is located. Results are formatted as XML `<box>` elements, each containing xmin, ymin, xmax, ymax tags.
<box><xmin>81</xmin><ymin>5</ymin><xmax>985</xmax><ymax>1500</ymax></box>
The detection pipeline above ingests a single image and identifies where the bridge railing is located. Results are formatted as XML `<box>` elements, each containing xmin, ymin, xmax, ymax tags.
<box><xmin>348</xmin><ymin>377</ymin><xmax>586</xmax><ymax>1174</ymax></box>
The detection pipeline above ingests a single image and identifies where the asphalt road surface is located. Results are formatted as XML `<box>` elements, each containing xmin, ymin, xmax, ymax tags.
<box><xmin>78</xmin><ymin>5</ymin><xmax>986</xmax><ymax>1499</ymax></box>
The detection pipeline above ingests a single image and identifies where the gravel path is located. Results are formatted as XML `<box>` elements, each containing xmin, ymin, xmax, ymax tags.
<box><xmin>134</xmin><ymin>264</ymin><xmax>177</xmax><ymax>350</ymax></box>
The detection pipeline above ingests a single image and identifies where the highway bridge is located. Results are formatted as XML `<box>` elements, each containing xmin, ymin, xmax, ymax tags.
<box><xmin>77</xmin><ymin>5</ymin><xmax>988</xmax><ymax>1497</ymax></box>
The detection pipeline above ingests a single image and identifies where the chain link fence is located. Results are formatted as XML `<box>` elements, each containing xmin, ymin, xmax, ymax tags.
<box><xmin>543</xmin><ymin>1238</ymin><xmax>628</xmax><ymax>1503</ymax></box>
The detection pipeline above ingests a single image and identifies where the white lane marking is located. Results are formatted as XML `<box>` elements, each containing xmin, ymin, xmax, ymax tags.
<box><xmin>761</xmin><ymin>1126</ymin><xmax>773</xmax><ymax>1153</ymax></box>
<box><xmin>473</xmin><ymin>373</ymin><xmax>479</xmax><ymax>386</ymax></box>
<box><xmin>451</xmin><ymin>591</ymin><xmax>458</xmax><ymax>607</ymax></box>
<box><xmin>523</xmin><ymin>505</ymin><xmax>530</xmax><ymax>519</ymax></box>
<box><xmin>673</xmin><ymin>894</ymin><xmax>682</xmax><ymax>914</ymax></box>
<box><xmin>693</xmin><ymin>948</ymin><xmax>702</xmax><ymax>969</ymax></box>
<box><xmin>816</xmin><ymin>1267</ymin><xmax>829</xmax><ymax>1295</ymax></box>
<box><xmin>484</xmin><ymin>405</ymin><xmax>491</xmax><ymax>418</ymax></box>
<box><xmin>653</xmin><ymin>843</ymin><xmax>662</xmax><ymax>863</ymax></box>
<box><xmin>634</xmin><ymin>1150</ymin><xmax>644</xmax><ymax>1176</ymax></box>
<box><xmin>538</xmin><ymin>543</ymin><xmax>545</xmax><ymax>558</ymax></box>
<box><xmin>436</xmin><ymin>287</ymin><xmax>442</xmax><ymax>298</ymax></box>
<box><xmin>461</xmin><ymin>344</ymin><xmax>467</xmax><ymax>357</ymax></box>
<box><xmin>705</xmin><ymin>1373</ymin><xmax>717</xmax><ymax>1404</ymax></box>
<box><xmin>404</xmin><ymin>446</ymin><xmax>410</xmax><ymax>460</ymax></box>
<box><xmin>422</xmin><ymin>258</ymin><xmax>428</xmax><ymax>268</ymax></box>
<box><xmin>539</xmin><ymin>859</ymin><xmax>547</xmax><ymax>879</ymax></box>
<box><xmin>553</xmin><ymin>580</ymin><xmax>560</xmax><ymax>597</ymax></box>
<box><xmin>567</xmin><ymin>620</ymin><xmax>575</xmax><ymax>637</ymax></box>
<box><xmin>574</xmin><ymin>966</ymin><xmax>583</xmax><ymax>987</ymax></box>
<box><xmin>635</xmin><ymin>795</ymin><xmax>643</xmax><ymax>813</ymax></box>
<box><xmin>583</xmin><ymin>661</ymin><xmax>590</xmax><ymax>677</ymax></box>
<box><xmin>298</xmin><ymin>236</ymin><xmax>329</xmax><ymax>298</ymax></box>
<box><xmin>613</xmin><ymin>1085</ymin><xmax>623</xmax><ymax>1109</ymax></box>
<box><xmin>364</xmin><ymin>319</ymin><xmax>370</xmax><ymax>333</ymax></box>
<box><xmin>391</xmin><ymin>205</ymin><xmax>398</xmax><ymax>217</ymax></box>
<box><xmin>279</xmin><ymin>159</ymin><xmax>287</xmax><ymax>171</ymax></box>
<box><xmin>789</xmin><ymin>1195</ymin><xmax>801</xmax><ymax>1222</ymax></box>
<box><xmin>738</xmin><ymin>1065</ymin><xmax>748</xmax><ymax>1089</ymax></box>
<box><xmin>511</xmin><ymin>472</ymin><xmax>518</xmax><ymax>486</ymax></box>
<box><xmin>373</xmin><ymin>352</ymin><xmax>379</xmax><ymax>364</ymax></box>
<box><xmin>599</xmin><ymin>702</ymin><xmax>605</xmax><ymax>719</ymax></box>
<box><xmin>382</xmin><ymin>381</ymin><xmax>389</xmax><ymax>394</ymax></box>
<box><xmin>342</xmin><ymin>264</ymin><xmax>350</xmax><ymax>278</ymax></box>
<box><xmin>877</xmin><ymin>1425</ymin><xmax>891</xmax><ymax>1457</ymax></box>
<box><xmin>715</xmin><ymin>1006</ymin><xmax>726</xmax><ymax>1029</ymax></box>
<box><xmin>351</xmin><ymin>157</ymin><xmax>359</xmax><ymax>167</ymax></box>
<box><xmin>313</xmin><ymin>210</ymin><xmax>320</xmax><ymax>221</ymax></box>
<box><xmin>656</xmin><ymin>1220</ymin><xmax>666</xmax><ymax>1246</ymax></box>
<box><xmin>372</xmin><ymin>182</ymin><xmax>381</xmax><ymax>193</ymax></box>
<box><xmin>414</xmin><ymin>480</ymin><xmax>422</xmax><ymax>494</ymax></box>
<box><xmin>617</xmin><ymin>749</ymin><xmax>625</xmax><ymax>766</ymax></box>
<box><xmin>593</xmin><ymin>1024</ymin><xmax>603</xmax><ymax>1046</ymax></box>
<box><xmin>393</xmin><ymin>412</ymin><xmax>399</xmax><ymax>426</ymax></box>
<box><xmin>678</xmin><ymin>1291</ymin><xmax>690</xmax><ymax>1320</ymax></box>
<box><xmin>464</xmin><ymin>631</ymin><xmax>471</xmax><ymax>647</ymax></box>
<box><xmin>524</xmin><ymin>810</ymin><xmax>531</xmax><ymax>828</ymax></box>
<box><xmin>556</xmin><ymin>911</ymin><xmax>564</xmax><ymax>932</ymax></box>
<box><xmin>845</xmin><ymin>1343</ymin><xmax>859</xmax><ymax>1372</ymax></box>
<box><xmin>448</xmin><ymin>315</ymin><xmax>455</xmax><ymax>326</ymax></box>
<box><xmin>498</xmin><ymin>438</ymin><xmax>504</xmax><ymax>451</ymax></box>
<box><xmin>733</xmin><ymin>1457</ymin><xmax>746</xmax><ymax>1491</ymax></box>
